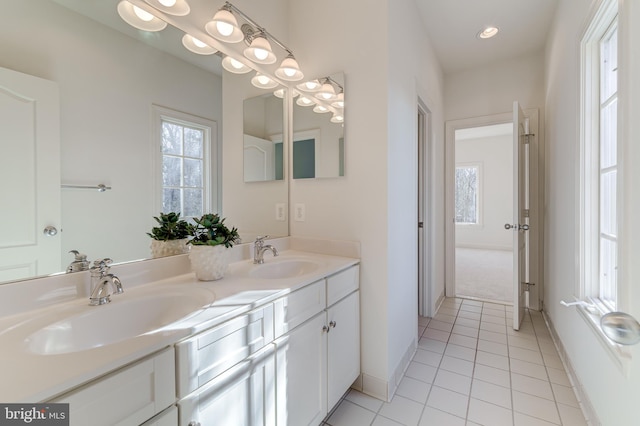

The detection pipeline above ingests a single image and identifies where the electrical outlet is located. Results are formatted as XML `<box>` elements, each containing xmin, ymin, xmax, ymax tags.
<box><xmin>275</xmin><ymin>203</ymin><xmax>286</xmax><ymax>221</ymax></box>
<box><xmin>294</xmin><ymin>203</ymin><xmax>306</xmax><ymax>222</ymax></box>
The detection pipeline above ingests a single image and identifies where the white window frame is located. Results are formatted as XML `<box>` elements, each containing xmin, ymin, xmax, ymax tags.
<box><xmin>152</xmin><ymin>105</ymin><xmax>218</xmax><ymax>220</ymax></box>
<box><xmin>578</xmin><ymin>0</ymin><xmax>625</xmax><ymax>363</ymax></box>
<box><xmin>454</xmin><ymin>163</ymin><xmax>482</xmax><ymax>227</ymax></box>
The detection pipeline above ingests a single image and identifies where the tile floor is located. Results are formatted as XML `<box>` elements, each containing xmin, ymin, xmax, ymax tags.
<box><xmin>324</xmin><ymin>298</ymin><xmax>589</xmax><ymax>426</ymax></box>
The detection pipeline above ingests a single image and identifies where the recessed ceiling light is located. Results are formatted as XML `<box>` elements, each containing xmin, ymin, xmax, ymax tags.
<box><xmin>477</xmin><ymin>26</ymin><xmax>499</xmax><ymax>39</ymax></box>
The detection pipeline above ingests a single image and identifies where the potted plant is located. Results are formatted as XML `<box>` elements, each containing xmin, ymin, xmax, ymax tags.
<box><xmin>188</xmin><ymin>213</ymin><xmax>240</xmax><ymax>281</ymax></box>
<box><xmin>147</xmin><ymin>212</ymin><xmax>193</xmax><ymax>258</ymax></box>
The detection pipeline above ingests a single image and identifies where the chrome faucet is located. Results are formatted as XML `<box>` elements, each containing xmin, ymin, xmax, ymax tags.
<box><xmin>66</xmin><ymin>250</ymin><xmax>90</xmax><ymax>273</ymax></box>
<box><xmin>89</xmin><ymin>258</ymin><xmax>123</xmax><ymax>306</ymax></box>
<box><xmin>254</xmin><ymin>236</ymin><xmax>278</xmax><ymax>264</ymax></box>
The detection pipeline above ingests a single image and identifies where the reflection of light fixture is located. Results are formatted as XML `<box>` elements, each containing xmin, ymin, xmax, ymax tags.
<box><xmin>274</xmin><ymin>88</ymin><xmax>298</xmax><ymax>98</ymax></box>
<box><xmin>315</xmin><ymin>79</ymin><xmax>336</xmax><ymax>100</ymax></box>
<box><xmin>331</xmin><ymin>91</ymin><xmax>344</xmax><ymax>108</ymax></box>
<box><xmin>144</xmin><ymin>0</ymin><xmax>190</xmax><ymax>16</ymax></box>
<box><xmin>182</xmin><ymin>34</ymin><xmax>217</xmax><ymax>55</ymax></box>
<box><xmin>251</xmin><ymin>73</ymin><xmax>278</xmax><ymax>89</ymax></box>
<box><xmin>221</xmin><ymin>56</ymin><xmax>251</xmax><ymax>74</ymax></box>
<box><xmin>244</xmin><ymin>34</ymin><xmax>277</xmax><ymax>64</ymax></box>
<box><xmin>275</xmin><ymin>54</ymin><xmax>304</xmax><ymax>81</ymax></box>
<box><xmin>296</xmin><ymin>96</ymin><xmax>314</xmax><ymax>107</ymax></box>
<box><xmin>330</xmin><ymin>113</ymin><xmax>344</xmax><ymax>123</ymax></box>
<box><xmin>477</xmin><ymin>26</ymin><xmax>499</xmax><ymax>39</ymax></box>
<box><xmin>297</xmin><ymin>80</ymin><xmax>321</xmax><ymax>92</ymax></box>
<box><xmin>117</xmin><ymin>0</ymin><xmax>167</xmax><ymax>32</ymax></box>
<box><xmin>313</xmin><ymin>104</ymin><xmax>330</xmax><ymax>113</ymax></box>
<box><xmin>205</xmin><ymin>5</ymin><xmax>244</xmax><ymax>42</ymax></box>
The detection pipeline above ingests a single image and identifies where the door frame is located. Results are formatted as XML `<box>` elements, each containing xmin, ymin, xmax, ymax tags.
<box><xmin>444</xmin><ymin>109</ymin><xmax>542</xmax><ymax>310</ymax></box>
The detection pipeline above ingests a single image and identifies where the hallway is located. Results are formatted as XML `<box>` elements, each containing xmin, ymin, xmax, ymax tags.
<box><xmin>324</xmin><ymin>298</ymin><xmax>587</xmax><ymax>425</ymax></box>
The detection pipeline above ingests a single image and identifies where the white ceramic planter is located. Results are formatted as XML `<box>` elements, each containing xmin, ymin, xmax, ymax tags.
<box><xmin>150</xmin><ymin>238</ymin><xmax>189</xmax><ymax>258</ymax></box>
<box><xmin>188</xmin><ymin>245</ymin><xmax>230</xmax><ymax>281</ymax></box>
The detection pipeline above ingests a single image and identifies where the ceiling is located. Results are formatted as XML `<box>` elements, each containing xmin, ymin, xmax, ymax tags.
<box><xmin>415</xmin><ymin>0</ymin><xmax>559</xmax><ymax>74</ymax></box>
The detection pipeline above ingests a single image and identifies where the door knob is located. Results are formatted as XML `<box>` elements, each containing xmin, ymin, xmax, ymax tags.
<box><xmin>43</xmin><ymin>226</ymin><xmax>58</xmax><ymax>236</ymax></box>
<box><xmin>519</xmin><ymin>224</ymin><xmax>530</xmax><ymax>231</ymax></box>
<box><xmin>504</xmin><ymin>223</ymin><xmax>516</xmax><ymax>230</ymax></box>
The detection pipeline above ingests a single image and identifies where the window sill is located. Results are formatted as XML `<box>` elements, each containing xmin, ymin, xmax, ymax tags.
<box><xmin>577</xmin><ymin>303</ymin><xmax>631</xmax><ymax>375</ymax></box>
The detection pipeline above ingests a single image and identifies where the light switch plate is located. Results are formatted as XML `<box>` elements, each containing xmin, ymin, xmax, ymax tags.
<box><xmin>294</xmin><ymin>203</ymin><xmax>306</xmax><ymax>222</ymax></box>
<box><xmin>275</xmin><ymin>203</ymin><xmax>286</xmax><ymax>221</ymax></box>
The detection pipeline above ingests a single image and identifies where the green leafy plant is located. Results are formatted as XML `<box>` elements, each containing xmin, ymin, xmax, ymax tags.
<box><xmin>189</xmin><ymin>213</ymin><xmax>240</xmax><ymax>248</ymax></box>
<box><xmin>147</xmin><ymin>212</ymin><xmax>193</xmax><ymax>241</ymax></box>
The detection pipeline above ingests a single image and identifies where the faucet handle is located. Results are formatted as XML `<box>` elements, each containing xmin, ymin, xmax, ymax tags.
<box><xmin>254</xmin><ymin>235</ymin><xmax>269</xmax><ymax>248</ymax></box>
<box><xmin>91</xmin><ymin>258</ymin><xmax>113</xmax><ymax>274</ymax></box>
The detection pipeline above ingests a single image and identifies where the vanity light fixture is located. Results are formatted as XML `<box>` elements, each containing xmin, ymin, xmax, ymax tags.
<box><xmin>274</xmin><ymin>88</ymin><xmax>298</xmax><ymax>99</ymax></box>
<box><xmin>315</xmin><ymin>78</ymin><xmax>336</xmax><ymax>101</ymax></box>
<box><xmin>182</xmin><ymin>34</ymin><xmax>217</xmax><ymax>55</ymax></box>
<box><xmin>297</xmin><ymin>80</ymin><xmax>321</xmax><ymax>92</ymax></box>
<box><xmin>117</xmin><ymin>0</ymin><xmax>167</xmax><ymax>32</ymax></box>
<box><xmin>330</xmin><ymin>113</ymin><xmax>344</xmax><ymax>123</ymax></box>
<box><xmin>244</xmin><ymin>33</ymin><xmax>277</xmax><ymax>64</ymax></box>
<box><xmin>205</xmin><ymin>4</ymin><xmax>244</xmax><ymax>43</ymax></box>
<box><xmin>275</xmin><ymin>54</ymin><xmax>304</xmax><ymax>81</ymax></box>
<box><xmin>221</xmin><ymin>55</ymin><xmax>252</xmax><ymax>74</ymax></box>
<box><xmin>296</xmin><ymin>96</ymin><xmax>315</xmax><ymax>107</ymax></box>
<box><xmin>144</xmin><ymin>0</ymin><xmax>190</xmax><ymax>16</ymax></box>
<box><xmin>477</xmin><ymin>26</ymin><xmax>499</xmax><ymax>39</ymax></box>
<box><xmin>331</xmin><ymin>91</ymin><xmax>345</xmax><ymax>108</ymax></box>
<box><xmin>313</xmin><ymin>104</ymin><xmax>330</xmax><ymax>113</ymax></box>
<box><xmin>251</xmin><ymin>73</ymin><xmax>279</xmax><ymax>89</ymax></box>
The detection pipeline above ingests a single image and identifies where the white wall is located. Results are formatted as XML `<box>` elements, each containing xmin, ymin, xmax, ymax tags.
<box><xmin>0</xmin><ymin>0</ymin><xmax>222</xmax><ymax>266</ymax></box>
<box><xmin>544</xmin><ymin>0</ymin><xmax>640</xmax><ymax>424</ymax></box>
<box><xmin>287</xmin><ymin>0</ymin><xmax>445</xmax><ymax>399</ymax></box>
<box><xmin>455</xmin><ymin>135</ymin><xmax>513</xmax><ymax>250</ymax></box>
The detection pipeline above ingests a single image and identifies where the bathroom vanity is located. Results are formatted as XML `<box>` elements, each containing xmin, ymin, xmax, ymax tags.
<box><xmin>0</xmin><ymin>239</ymin><xmax>360</xmax><ymax>426</ymax></box>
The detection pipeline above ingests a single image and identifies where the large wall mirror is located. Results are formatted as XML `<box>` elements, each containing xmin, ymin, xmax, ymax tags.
<box><xmin>292</xmin><ymin>72</ymin><xmax>345</xmax><ymax>179</ymax></box>
<box><xmin>0</xmin><ymin>0</ymin><xmax>289</xmax><ymax>285</ymax></box>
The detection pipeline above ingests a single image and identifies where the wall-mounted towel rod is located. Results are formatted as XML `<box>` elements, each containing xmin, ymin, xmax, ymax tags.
<box><xmin>61</xmin><ymin>184</ymin><xmax>111</xmax><ymax>192</ymax></box>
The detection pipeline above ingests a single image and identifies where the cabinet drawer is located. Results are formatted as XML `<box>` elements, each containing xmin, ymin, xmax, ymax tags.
<box><xmin>178</xmin><ymin>344</ymin><xmax>276</xmax><ymax>426</ymax></box>
<box><xmin>52</xmin><ymin>347</ymin><xmax>174</xmax><ymax>426</ymax></box>
<box><xmin>326</xmin><ymin>265</ymin><xmax>359</xmax><ymax>306</ymax></box>
<box><xmin>176</xmin><ymin>303</ymin><xmax>274</xmax><ymax>398</ymax></box>
<box><xmin>274</xmin><ymin>280</ymin><xmax>325</xmax><ymax>338</ymax></box>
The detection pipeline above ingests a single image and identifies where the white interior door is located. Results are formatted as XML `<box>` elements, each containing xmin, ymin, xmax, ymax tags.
<box><xmin>0</xmin><ymin>67</ymin><xmax>61</xmax><ymax>282</ymax></box>
<box><xmin>512</xmin><ymin>102</ymin><xmax>527</xmax><ymax>330</ymax></box>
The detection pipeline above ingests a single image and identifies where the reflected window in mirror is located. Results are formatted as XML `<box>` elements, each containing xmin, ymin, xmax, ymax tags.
<box><xmin>243</xmin><ymin>92</ymin><xmax>285</xmax><ymax>182</ymax></box>
<box><xmin>292</xmin><ymin>72</ymin><xmax>345</xmax><ymax>179</ymax></box>
<box><xmin>153</xmin><ymin>106</ymin><xmax>217</xmax><ymax>220</ymax></box>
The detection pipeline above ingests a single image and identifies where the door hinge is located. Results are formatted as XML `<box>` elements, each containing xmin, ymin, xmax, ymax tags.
<box><xmin>523</xmin><ymin>282</ymin><xmax>536</xmax><ymax>291</ymax></box>
<box><xmin>523</xmin><ymin>209</ymin><xmax>530</xmax><ymax>218</ymax></box>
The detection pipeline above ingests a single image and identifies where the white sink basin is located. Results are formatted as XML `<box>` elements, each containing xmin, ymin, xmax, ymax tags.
<box><xmin>26</xmin><ymin>287</ymin><xmax>215</xmax><ymax>355</ymax></box>
<box><xmin>249</xmin><ymin>259</ymin><xmax>319</xmax><ymax>279</ymax></box>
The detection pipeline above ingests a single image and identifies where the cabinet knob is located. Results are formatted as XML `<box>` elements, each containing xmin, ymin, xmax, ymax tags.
<box><xmin>322</xmin><ymin>325</ymin><xmax>330</xmax><ymax>333</ymax></box>
<box><xmin>188</xmin><ymin>422</ymin><xmax>201</xmax><ymax>426</ymax></box>
<box><xmin>329</xmin><ymin>321</ymin><xmax>337</xmax><ymax>328</ymax></box>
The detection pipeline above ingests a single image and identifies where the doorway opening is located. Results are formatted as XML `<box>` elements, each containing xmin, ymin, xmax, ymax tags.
<box><xmin>454</xmin><ymin>123</ymin><xmax>514</xmax><ymax>303</ymax></box>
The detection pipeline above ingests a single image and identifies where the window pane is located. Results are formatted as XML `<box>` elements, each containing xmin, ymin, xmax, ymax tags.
<box><xmin>184</xmin><ymin>128</ymin><xmax>203</xmax><ymax>158</ymax></box>
<box><xmin>601</xmin><ymin>25</ymin><xmax>617</xmax><ymax>101</ymax></box>
<box><xmin>455</xmin><ymin>167</ymin><xmax>478</xmax><ymax>224</ymax></box>
<box><xmin>162</xmin><ymin>122</ymin><xmax>182</xmax><ymax>155</ymax></box>
<box><xmin>600</xmin><ymin>170</ymin><xmax>617</xmax><ymax>236</ymax></box>
<box><xmin>183</xmin><ymin>188</ymin><xmax>203</xmax><ymax>217</ymax></box>
<box><xmin>600</xmin><ymin>237</ymin><xmax>617</xmax><ymax>308</ymax></box>
<box><xmin>162</xmin><ymin>156</ymin><xmax>181</xmax><ymax>186</ymax></box>
<box><xmin>600</xmin><ymin>99</ymin><xmax>617</xmax><ymax>169</ymax></box>
<box><xmin>183</xmin><ymin>158</ymin><xmax>202</xmax><ymax>188</ymax></box>
<box><xmin>162</xmin><ymin>188</ymin><xmax>181</xmax><ymax>213</ymax></box>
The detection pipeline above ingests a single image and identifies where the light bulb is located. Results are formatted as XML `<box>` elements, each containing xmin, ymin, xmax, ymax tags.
<box><xmin>229</xmin><ymin>58</ymin><xmax>244</xmax><ymax>69</ymax></box>
<box><xmin>192</xmin><ymin>38</ymin><xmax>207</xmax><ymax>48</ymax></box>
<box><xmin>217</xmin><ymin>21</ymin><xmax>233</xmax><ymax>37</ymax></box>
<box><xmin>283</xmin><ymin>68</ymin><xmax>296</xmax><ymax>77</ymax></box>
<box><xmin>254</xmin><ymin>48</ymin><xmax>268</xmax><ymax>61</ymax></box>
<box><xmin>258</xmin><ymin>75</ymin><xmax>270</xmax><ymax>85</ymax></box>
<box><xmin>158</xmin><ymin>0</ymin><xmax>176</xmax><ymax>6</ymax></box>
<box><xmin>133</xmin><ymin>5</ymin><xmax>154</xmax><ymax>21</ymax></box>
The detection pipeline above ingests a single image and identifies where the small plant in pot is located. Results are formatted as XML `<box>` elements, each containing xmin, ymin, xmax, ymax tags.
<box><xmin>147</xmin><ymin>212</ymin><xmax>193</xmax><ymax>258</ymax></box>
<box><xmin>188</xmin><ymin>213</ymin><xmax>240</xmax><ymax>281</ymax></box>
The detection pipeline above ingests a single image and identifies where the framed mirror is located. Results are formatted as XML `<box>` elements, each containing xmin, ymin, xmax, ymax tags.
<box><xmin>292</xmin><ymin>72</ymin><xmax>345</xmax><ymax>179</ymax></box>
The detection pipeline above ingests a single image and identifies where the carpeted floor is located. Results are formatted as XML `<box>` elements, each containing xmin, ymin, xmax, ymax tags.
<box><xmin>455</xmin><ymin>247</ymin><xmax>513</xmax><ymax>303</ymax></box>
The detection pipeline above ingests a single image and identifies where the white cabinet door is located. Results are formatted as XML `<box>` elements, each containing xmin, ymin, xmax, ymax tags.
<box><xmin>179</xmin><ymin>344</ymin><xmax>276</xmax><ymax>426</ymax></box>
<box><xmin>327</xmin><ymin>291</ymin><xmax>360</xmax><ymax>409</ymax></box>
<box><xmin>275</xmin><ymin>313</ymin><xmax>327</xmax><ymax>426</ymax></box>
<box><xmin>53</xmin><ymin>348</ymin><xmax>175</xmax><ymax>426</ymax></box>
<box><xmin>141</xmin><ymin>406</ymin><xmax>177</xmax><ymax>426</ymax></box>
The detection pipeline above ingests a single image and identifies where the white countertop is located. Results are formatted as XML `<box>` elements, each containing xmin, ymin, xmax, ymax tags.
<box><xmin>0</xmin><ymin>250</ymin><xmax>359</xmax><ymax>403</ymax></box>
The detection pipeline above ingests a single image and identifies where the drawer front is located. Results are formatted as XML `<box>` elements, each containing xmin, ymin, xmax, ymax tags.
<box><xmin>52</xmin><ymin>348</ymin><xmax>175</xmax><ymax>426</ymax></box>
<box><xmin>274</xmin><ymin>280</ymin><xmax>326</xmax><ymax>338</ymax></box>
<box><xmin>326</xmin><ymin>265</ymin><xmax>359</xmax><ymax>306</ymax></box>
<box><xmin>176</xmin><ymin>303</ymin><xmax>274</xmax><ymax>398</ymax></box>
<box><xmin>178</xmin><ymin>344</ymin><xmax>276</xmax><ymax>426</ymax></box>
